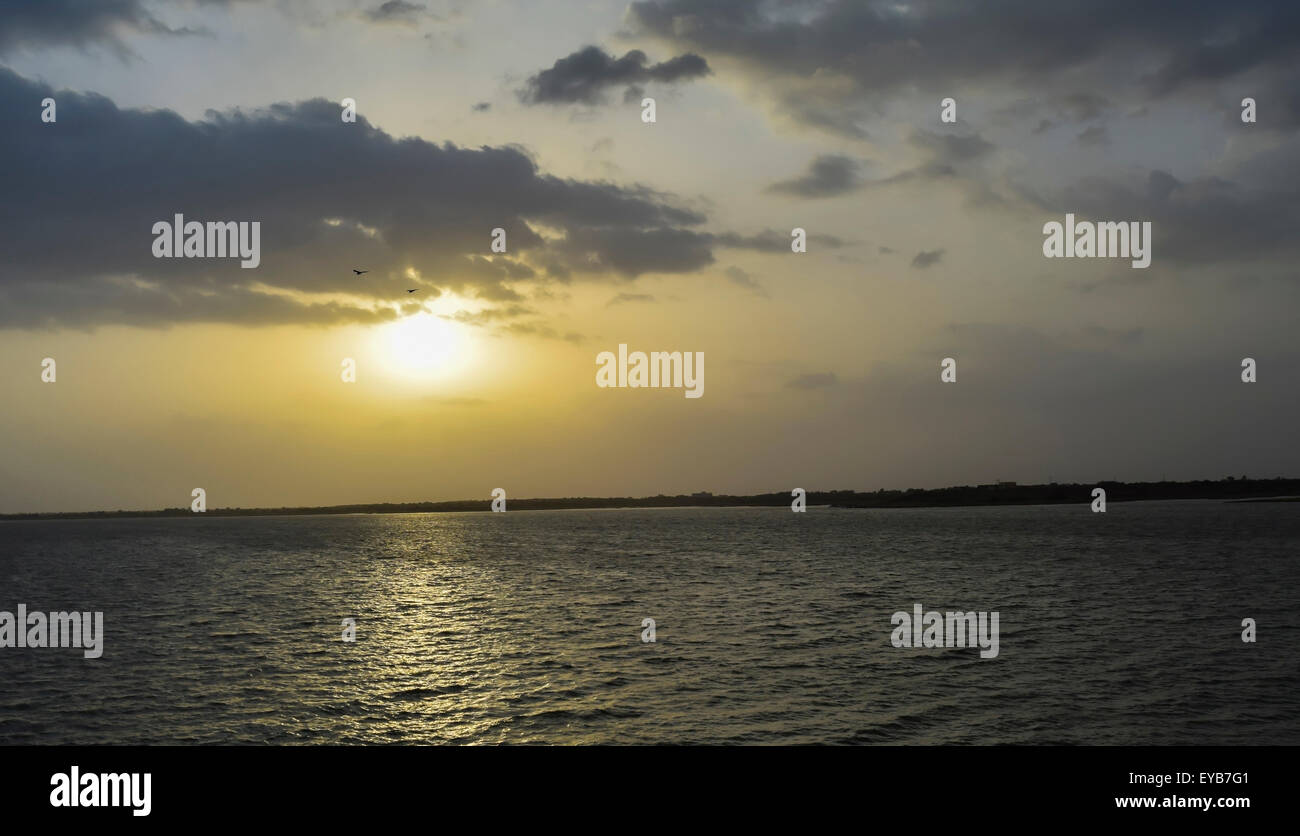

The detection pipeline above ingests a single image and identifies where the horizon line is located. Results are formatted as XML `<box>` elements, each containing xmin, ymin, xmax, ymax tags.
<box><xmin>3</xmin><ymin>475</ymin><xmax>1297</xmax><ymax>520</ymax></box>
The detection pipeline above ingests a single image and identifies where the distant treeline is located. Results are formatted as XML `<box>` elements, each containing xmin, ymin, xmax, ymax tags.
<box><xmin>2</xmin><ymin>477</ymin><xmax>1298</xmax><ymax>521</ymax></box>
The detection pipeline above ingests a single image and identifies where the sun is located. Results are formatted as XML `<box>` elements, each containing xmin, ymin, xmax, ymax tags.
<box><xmin>378</xmin><ymin>312</ymin><xmax>468</xmax><ymax>380</ymax></box>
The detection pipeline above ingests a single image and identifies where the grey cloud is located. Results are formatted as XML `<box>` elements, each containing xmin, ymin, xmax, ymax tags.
<box><xmin>0</xmin><ymin>68</ymin><xmax>773</xmax><ymax>327</ymax></box>
<box><xmin>626</xmin><ymin>0</ymin><xmax>1300</xmax><ymax>135</ymax></box>
<box><xmin>364</xmin><ymin>1</ymin><xmax>426</xmax><ymax>25</ymax></box>
<box><xmin>846</xmin><ymin>130</ymin><xmax>994</xmax><ymax>197</ymax></box>
<box><xmin>766</xmin><ymin>154</ymin><xmax>861</xmax><ymax>198</ymax></box>
<box><xmin>0</xmin><ymin>0</ymin><xmax>202</xmax><ymax>55</ymax></box>
<box><xmin>1050</xmin><ymin>159</ymin><xmax>1300</xmax><ymax>266</ymax></box>
<box><xmin>907</xmin><ymin>130</ymin><xmax>994</xmax><ymax>162</ymax></box>
<box><xmin>519</xmin><ymin>45</ymin><xmax>710</xmax><ymax>105</ymax></box>
<box><xmin>550</xmin><ymin>226</ymin><xmax>846</xmax><ymax>278</ymax></box>
<box><xmin>997</xmin><ymin>93</ymin><xmax>1109</xmax><ymax>127</ymax></box>
<box><xmin>911</xmin><ymin>249</ymin><xmax>945</xmax><ymax>269</ymax></box>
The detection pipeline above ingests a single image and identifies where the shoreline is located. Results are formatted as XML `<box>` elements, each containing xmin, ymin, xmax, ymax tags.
<box><xmin>3</xmin><ymin>478</ymin><xmax>1298</xmax><ymax>521</ymax></box>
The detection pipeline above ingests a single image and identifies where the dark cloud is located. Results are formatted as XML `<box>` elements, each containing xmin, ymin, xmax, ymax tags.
<box><xmin>0</xmin><ymin>68</ymin><xmax>774</xmax><ymax>327</ymax></box>
<box><xmin>626</xmin><ymin>0</ymin><xmax>1300</xmax><ymax>136</ymax></box>
<box><xmin>0</xmin><ymin>0</ymin><xmax>200</xmax><ymax>55</ymax></box>
<box><xmin>911</xmin><ymin>249</ymin><xmax>945</xmax><ymax>269</ymax></box>
<box><xmin>839</xmin><ymin>129</ymin><xmax>996</xmax><ymax>200</ymax></box>
<box><xmin>554</xmin><ymin>226</ymin><xmax>714</xmax><ymax>276</ymax></box>
<box><xmin>364</xmin><ymin>1</ymin><xmax>426</xmax><ymax>25</ymax></box>
<box><xmin>766</xmin><ymin>154</ymin><xmax>861</xmax><ymax>198</ymax></box>
<box><xmin>0</xmin><ymin>0</ymin><xmax>448</xmax><ymax>57</ymax></box>
<box><xmin>1045</xmin><ymin>156</ymin><xmax>1300</xmax><ymax>266</ymax></box>
<box><xmin>541</xmin><ymin>226</ymin><xmax>845</xmax><ymax>278</ymax></box>
<box><xmin>519</xmin><ymin>45</ymin><xmax>710</xmax><ymax>105</ymax></box>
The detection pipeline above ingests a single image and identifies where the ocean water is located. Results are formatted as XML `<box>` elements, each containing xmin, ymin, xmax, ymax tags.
<box><xmin>0</xmin><ymin>501</ymin><xmax>1296</xmax><ymax>745</ymax></box>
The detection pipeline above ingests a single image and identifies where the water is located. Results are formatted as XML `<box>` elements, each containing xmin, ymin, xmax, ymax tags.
<box><xmin>0</xmin><ymin>502</ymin><xmax>1296</xmax><ymax>744</ymax></box>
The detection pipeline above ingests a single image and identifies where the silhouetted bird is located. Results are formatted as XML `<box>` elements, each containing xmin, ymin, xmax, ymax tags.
<box><xmin>353</xmin><ymin>269</ymin><xmax>369</xmax><ymax>275</ymax></box>
<box><xmin>406</xmin><ymin>289</ymin><xmax>418</xmax><ymax>293</ymax></box>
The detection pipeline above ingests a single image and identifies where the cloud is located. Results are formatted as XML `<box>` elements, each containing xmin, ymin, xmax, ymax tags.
<box><xmin>448</xmin><ymin>304</ymin><xmax>585</xmax><ymax>341</ymax></box>
<box><xmin>607</xmin><ymin>292</ymin><xmax>655</xmax><ymax>306</ymax></box>
<box><xmin>500</xmin><ymin>322</ymin><xmax>585</xmax><ymax>343</ymax></box>
<box><xmin>447</xmin><ymin>305</ymin><xmax>535</xmax><ymax>325</ymax></box>
<box><xmin>519</xmin><ymin>45</ymin><xmax>710</xmax><ymax>105</ymax></box>
<box><xmin>766</xmin><ymin>154</ymin><xmax>862</xmax><ymax>198</ymax></box>
<box><xmin>0</xmin><ymin>68</ymin><xmax>778</xmax><ymax>328</ymax></box>
<box><xmin>712</xmin><ymin>229</ymin><xmax>847</xmax><ymax>251</ymax></box>
<box><xmin>364</xmin><ymin>1</ymin><xmax>427</xmax><ymax>25</ymax></box>
<box><xmin>832</xmin><ymin>129</ymin><xmax>998</xmax><ymax>205</ymax></box>
<box><xmin>0</xmin><ymin>0</ymin><xmax>203</xmax><ymax>56</ymax></box>
<box><xmin>723</xmin><ymin>266</ymin><xmax>766</xmax><ymax>296</ymax></box>
<box><xmin>626</xmin><ymin>0</ymin><xmax>1300</xmax><ymax>137</ymax></box>
<box><xmin>906</xmin><ymin>129</ymin><xmax>995</xmax><ymax>162</ymax></box>
<box><xmin>911</xmin><ymin>249</ymin><xmax>946</xmax><ymax>269</ymax></box>
<box><xmin>1045</xmin><ymin>157</ymin><xmax>1300</xmax><ymax>266</ymax></box>
<box><xmin>1076</xmin><ymin>125</ymin><xmax>1109</xmax><ymax>146</ymax></box>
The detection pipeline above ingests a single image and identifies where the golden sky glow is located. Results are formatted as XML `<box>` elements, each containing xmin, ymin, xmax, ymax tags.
<box><xmin>1</xmin><ymin>1</ymin><xmax>1298</xmax><ymax>512</ymax></box>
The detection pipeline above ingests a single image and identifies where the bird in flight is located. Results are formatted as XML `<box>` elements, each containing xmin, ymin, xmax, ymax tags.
<box><xmin>406</xmin><ymin>289</ymin><xmax>418</xmax><ymax>293</ymax></box>
<box><xmin>353</xmin><ymin>269</ymin><xmax>369</xmax><ymax>275</ymax></box>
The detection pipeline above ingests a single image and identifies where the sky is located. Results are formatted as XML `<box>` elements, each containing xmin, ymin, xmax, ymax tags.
<box><xmin>0</xmin><ymin>0</ymin><xmax>1297</xmax><ymax>513</ymax></box>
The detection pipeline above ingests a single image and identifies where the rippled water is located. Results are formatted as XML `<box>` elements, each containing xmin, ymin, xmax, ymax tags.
<box><xmin>0</xmin><ymin>502</ymin><xmax>1296</xmax><ymax>744</ymax></box>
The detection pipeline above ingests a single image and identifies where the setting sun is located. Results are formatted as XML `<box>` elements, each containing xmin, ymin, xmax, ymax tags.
<box><xmin>379</xmin><ymin>312</ymin><xmax>468</xmax><ymax>381</ymax></box>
